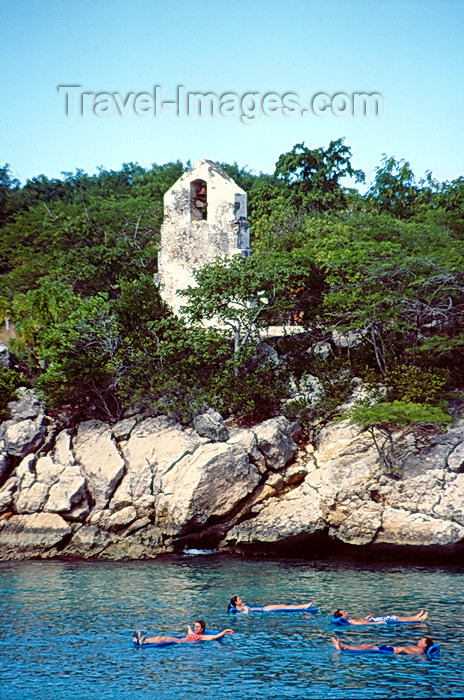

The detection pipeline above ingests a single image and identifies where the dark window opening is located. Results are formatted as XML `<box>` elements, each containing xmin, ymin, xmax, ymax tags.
<box><xmin>191</xmin><ymin>179</ymin><xmax>207</xmax><ymax>221</ymax></box>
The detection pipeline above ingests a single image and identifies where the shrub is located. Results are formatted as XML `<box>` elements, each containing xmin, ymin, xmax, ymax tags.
<box><xmin>0</xmin><ymin>367</ymin><xmax>24</xmax><ymax>417</ymax></box>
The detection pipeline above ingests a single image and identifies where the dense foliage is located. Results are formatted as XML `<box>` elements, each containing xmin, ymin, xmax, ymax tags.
<box><xmin>1</xmin><ymin>143</ymin><xmax>463</xmax><ymax>432</ymax></box>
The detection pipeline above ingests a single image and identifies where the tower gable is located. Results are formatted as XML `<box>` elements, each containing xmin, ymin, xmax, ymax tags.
<box><xmin>157</xmin><ymin>159</ymin><xmax>251</xmax><ymax>314</ymax></box>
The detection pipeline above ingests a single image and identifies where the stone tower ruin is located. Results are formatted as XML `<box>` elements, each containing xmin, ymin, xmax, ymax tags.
<box><xmin>157</xmin><ymin>159</ymin><xmax>251</xmax><ymax>314</ymax></box>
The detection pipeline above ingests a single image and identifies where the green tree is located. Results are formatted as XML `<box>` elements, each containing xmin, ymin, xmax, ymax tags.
<box><xmin>274</xmin><ymin>139</ymin><xmax>365</xmax><ymax>212</ymax></box>
<box><xmin>180</xmin><ymin>252</ymin><xmax>324</xmax><ymax>357</ymax></box>
<box><xmin>366</xmin><ymin>155</ymin><xmax>418</xmax><ymax>218</ymax></box>
<box><xmin>348</xmin><ymin>400</ymin><xmax>451</xmax><ymax>475</ymax></box>
<box><xmin>0</xmin><ymin>164</ymin><xmax>21</xmax><ymax>225</ymax></box>
<box><xmin>422</xmin><ymin>175</ymin><xmax>464</xmax><ymax>238</ymax></box>
<box><xmin>10</xmin><ymin>280</ymin><xmax>79</xmax><ymax>364</ymax></box>
<box><xmin>34</xmin><ymin>294</ymin><xmax>123</xmax><ymax>420</ymax></box>
<box><xmin>307</xmin><ymin>212</ymin><xmax>464</xmax><ymax>375</ymax></box>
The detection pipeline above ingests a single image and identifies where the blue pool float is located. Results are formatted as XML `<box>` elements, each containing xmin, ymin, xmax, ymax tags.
<box><xmin>134</xmin><ymin>630</ymin><xmax>219</xmax><ymax>648</ymax></box>
<box><xmin>339</xmin><ymin>644</ymin><xmax>440</xmax><ymax>659</ymax></box>
<box><xmin>228</xmin><ymin>604</ymin><xmax>318</xmax><ymax>614</ymax></box>
<box><xmin>330</xmin><ymin>616</ymin><xmax>351</xmax><ymax>625</ymax></box>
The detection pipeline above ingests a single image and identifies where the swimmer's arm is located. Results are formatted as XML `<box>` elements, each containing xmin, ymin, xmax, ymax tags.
<box><xmin>201</xmin><ymin>629</ymin><xmax>234</xmax><ymax>640</ymax></box>
<box><xmin>392</xmin><ymin>645</ymin><xmax>421</xmax><ymax>655</ymax></box>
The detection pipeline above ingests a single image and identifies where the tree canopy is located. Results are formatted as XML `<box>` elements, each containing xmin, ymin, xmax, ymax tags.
<box><xmin>1</xmin><ymin>144</ymin><xmax>463</xmax><ymax>430</ymax></box>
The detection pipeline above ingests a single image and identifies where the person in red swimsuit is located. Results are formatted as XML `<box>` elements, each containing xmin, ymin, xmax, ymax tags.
<box><xmin>133</xmin><ymin>620</ymin><xmax>233</xmax><ymax>645</ymax></box>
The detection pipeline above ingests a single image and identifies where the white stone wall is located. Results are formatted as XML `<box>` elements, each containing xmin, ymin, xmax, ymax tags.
<box><xmin>157</xmin><ymin>159</ymin><xmax>251</xmax><ymax>314</ymax></box>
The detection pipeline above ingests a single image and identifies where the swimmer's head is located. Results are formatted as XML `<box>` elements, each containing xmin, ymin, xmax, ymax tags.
<box><xmin>228</xmin><ymin>595</ymin><xmax>241</xmax><ymax>612</ymax></box>
<box><xmin>419</xmin><ymin>637</ymin><xmax>434</xmax><ymax>652</ymax></box>
<box><xmin>194</xmin><ymin>620</ymin><xmax>206</xmax><ymax>634</ymax></box>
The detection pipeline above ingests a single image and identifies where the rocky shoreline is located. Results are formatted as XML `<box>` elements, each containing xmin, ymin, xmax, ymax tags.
<box><xmin>1</xmin><ymin>388</ymin><xmax>463</xmax><ymax>561</ymax></box>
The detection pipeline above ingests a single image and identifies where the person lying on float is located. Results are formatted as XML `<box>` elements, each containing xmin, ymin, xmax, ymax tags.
<box><xmin>228</xmin><ymin>595</ymin><xmax>316</xmax><ymax>614</ymax></box>
<box><xmin>331</xmin><ymin>635</ymin><xmax>437</xmax><ymax>656</ymax></box>
<box><xmin>331</xmin><ymin>608</ymin><xmax>428</xmax><ymax>625</ymax></box>
<box><xmin>133</xmin><ymin>620</ymin><xmax>233</xmax><ymax>645</ymax></box>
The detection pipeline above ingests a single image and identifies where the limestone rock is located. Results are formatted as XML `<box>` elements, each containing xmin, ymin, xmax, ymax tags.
<box><xmin>88</xmin><ymin>508</ymin><xmax>110</xmax><ymax>527</ymax></box>
<box><xmin>14</xmin><ymin>454</ymin><xmax>45</xmax><ymax>512</ymax></box>
<box><xmin>338</xmin><ymin>377</ymin><xmax>386</xmax><ymax>412</ymax></box>
<box><xmin>125</xmin><ymin>516</ymin><xmax>151</xmax><ymax>535</ymax></box>
<box><xmin>256</xmin><ymin>342</ymin><xmax>282</xmax><ymax>367</ymax></box>
<box><xmin>67</xmin><ymin>520</ymin><xmax>165</xmax><ymax>560</ymax></box>
<box><xmin>283</xmin><ymin>462</ymin><xmax>311</xmax><ymax>485</ymax></box>
<box><xmin>332</xmin><ymin>328</ymin><xmax>365</xmax><ymax>349</ymax></box>
<box><xmin>448</xmin><ymin>439</ymin><xmax>464</xmax><ymax>472</ymax></box>
<box><xmin>13</xmin><ymin>434</ymin><xmax>86</xmax><ymax>515</ymax></box>
<box><xmin>108</xmin><ymin>506</ymin><xmax>137</xmax><ymax>530</ymax></box>
<box><xmin>320</xmin><ymin>490</ymin><xmax>367</xmax><ymax>528</ymax></box>
<box><xmin>0</xmin><ymin>512</ymin><xmax>72</xmax><ymax>557</ymax></box>
<box><xmin>0</xmin><ymin>450</ymin><xmax>8</xmax><ymax>481</ymax></box>
<box><xmin>0</xmin><ymin>340</ymin><xmax>9</xmax><ymax>367</ymax></box>
<box><xmin>376</xmin><ymin>471</ymin><xmax>445</xmax><ymax>514</ymax></box>
<box><xmin>313</xmin><ymin>419</ymin><xmax>376</xmax><ymax>469</ymax></box>
<box><xmin>7</xmin><ymin>388</ymin><xmax>42</xmax><ymax>420</ymax></box>
<box><xmin>330</xmin><ymin>501</ymin><xmax>383</xmax><ymax>545</ymax></box>
<box><xmin>110</xmin><ymin>416</ymin><xmax>201</xmax><ymax>513</ymax></box>
<box><xmin>252</xmin><ymin>416</ymin><xmax>297</xmax><ymax>469</ymax></box>
<box><xmin>193</xmin><ymin>410</ymin><xmax>229</xmax><ymax>442</ymax></box>
<box><xmin>65</xmin><ymin>501</ymin><xmax>90</xmax><ymax>522</ymax></box>
<box><xmin>395</xmin><ymin>441</ymin><xmax>453</xmax><ymax>478</ymax></box>
<box><xmin>111</xmin><ymin>418</ymin><xmax>137</xmax><ymax>441</ymax></box>
<box><xmin>375</xmin><ymin>506</ymin><xmax>464</xmax><ymax>546</ymax></box>
<box><xmin>52</xmin><ymin>430</ymin><xmax>76</xmax><ymax>469</ymax></box>
<box><xmin>95</xmin><ymin>525</ymin><xmax>165</xmax><ymax>559</ymax></box>
<box><xmin>73</xmin><ymin>421</ymin><xmax>125</xmax><ymax>509</ymax></box>
<box><xmin>45</xmin><ymin>468</ymin><xmax>86</xmax><ymax>513</ymax></box>
<box><xmin>227</xmin><ymin>428</ymin><xmax>266</xmax><ymax>471</ymax></box>
<box><xmin>0</xmin><ymin>408</ymin><xmax>47</xmax><ymax>457</ymax></box>
<box><xmin>89</xmin><ymin>505</ymin><xmax>137</xmax><ymax>531</ymax></box>
<box><xmin>15</xmin><ymin>477</ymin><xmax>49</xmax><ymax>513</ymax></box>
<box><xmin>0</xmin><ymin>388</ymin><xmax>47</xmax><ymax>458</ymax></box>
<box><xmin>310</xmin><ymin>341</ymin><xmax>331</xmax><ymax>360</ymax></box>
<box><xmin>432</xmin><ymin>474</ymin><xmax>464</xmax><ymax>526</ymax></box>
<box><xmin>65</xmin><ymin>525</ymin><xmax>112</xmax><ymax>558</ymax></box>
<box><xmin>223</xmin><ymin>480</ymin><xmax>324</xmax><ymax>546</ymax></box>
<box><xmin>0</xmin><ymin>477</ymin><xmax>16</xmax><ymax>513</ymax></box>
<box><xmin>1</xmin><ymin>406</ymin><xmax>464</xmax><ymax>560</ymax></box>
<box><xmin>156</xmin><ymin>442</ymin><xmax>260</xmax><ymax>533</ymax></box>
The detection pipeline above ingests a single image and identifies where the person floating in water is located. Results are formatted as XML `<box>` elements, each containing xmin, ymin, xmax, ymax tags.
<box><xmin>332</xmin><ymin>608</ymin><xmax>428</xmax><ymax>624</ymax></box>
<box><xmin>331</xmin><ymin>636</ymin><xmax>435</xmax><ymax>655</ymax></box>
<box><xmin>133</xmin><ymin>620</ymin><xmax>233</xmax><ymax>645</ymax></box>
<box><xmin>228</xmin><ymin>595</ymin><xmax>315</xmax><ymax>614</ymax></box>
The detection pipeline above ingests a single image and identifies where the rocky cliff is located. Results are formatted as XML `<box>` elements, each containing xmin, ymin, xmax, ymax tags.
<box><xmin>1</xmin><ymin>389</ymin><xmax>463</xmax><ymax>560</ymax></box>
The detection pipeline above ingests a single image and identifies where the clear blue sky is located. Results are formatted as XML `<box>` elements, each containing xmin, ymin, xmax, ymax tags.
<box><xmin>1</xmin><ymin>0</ymin><xmax>463</xmax><ymax>189</ymax></box>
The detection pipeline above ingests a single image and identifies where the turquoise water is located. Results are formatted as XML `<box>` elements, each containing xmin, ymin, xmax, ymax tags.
<box><xmin>1</xmin><ymin>555</ymin><xmax>463</xmax><ymax>699</ymax></box>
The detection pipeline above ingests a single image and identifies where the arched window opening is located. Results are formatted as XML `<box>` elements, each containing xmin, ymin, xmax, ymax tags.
<box><xmin>191</xmin><ymin>179</ymin><xmax>207</xmax><ymax>221</ymax></box>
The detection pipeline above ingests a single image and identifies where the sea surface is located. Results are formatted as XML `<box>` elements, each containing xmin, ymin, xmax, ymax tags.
<box><xmin>1</xmin><ymin>554</ymin><xmax>463</xmax><ymax>699</ymax></box>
